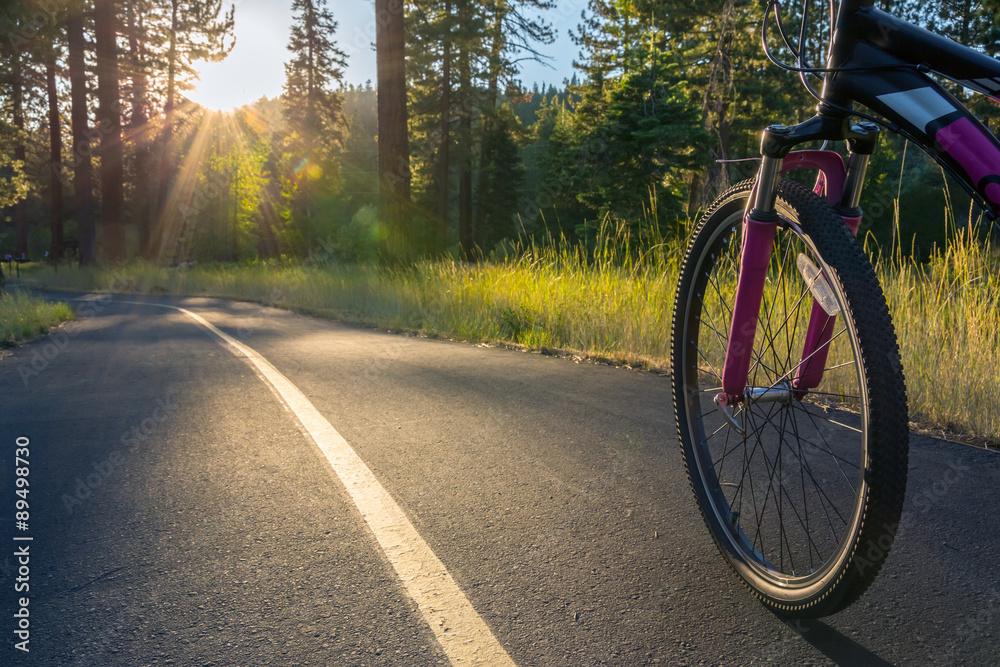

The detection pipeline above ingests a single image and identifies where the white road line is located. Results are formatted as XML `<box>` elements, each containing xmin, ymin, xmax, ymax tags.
<box><xmin>116</xmin><ymin>300</ymin><xmax>516</xmax><ymax>666</ymax></box>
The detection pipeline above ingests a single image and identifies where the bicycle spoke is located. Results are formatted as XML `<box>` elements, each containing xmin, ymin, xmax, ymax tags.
<box><xmin>749</xmin><ymin>400</ymin><xmax>832</xmax><ymax>568</ymax></box>
<box><xmin>761</xmin><ymin>326</ymin><xmax>849</xmax><ymax>392</ymax></box>
<box><xmin>716</xmin><ymin>424</ymin><xmax>736</xmax><ymax>492</ymax></box>
<box><xmin>695</xmin><ymin>347</ymin><xmax>724</xmax><ymax>384</ymax></box>
<box><xmin>791</xmin><ymin>402</ymin><xmax>863</xmax><ymax>434</ymax></box>
<box><xmin>708</xmin><ymin>269</ymin><xmax>735</xmax><ymax>324</ymax></box>
<box><xmin>762</xmin><ymin>235</ymin><xmax>798</xmax><ymax>377</ymax></box>
<box><xmin>793</xmin><ymin>404</ymin><xmax>861</xmax><ymax>492</ymax></box>
<box><xmin>730</xmin><ymin>405</ymin><xmax>769</xmax><ymax>531</ymax></box>
<box><xmin>698</xmin><ymin>307</ymin><xmax>731</xmax><ymax>358</ymax></box>
<box><xmin>787</xmin><ymin>407</ymin><xmax>817</xmax><ymax>571</ymax></box>
<box><xmin>748</xmin><ymin>402</ymin><xmax>850</xmax><ymax>556</ymax></box>
<box><xmin>702</xmin><ymin>419</ymin><xmax>735</xmax><ymax>446</ymax></box>
<box><xmin>804</xmin><ymin>389</ymin><xmax>862</xmax><ymax>400</ymax></box>
<box><xmin>744</xmin><ymin>401</ymin><xmax>790</xmax><ymax>558</ymax></box>
<box><xmin>747</xmin><ymin>273</ymin><xmax>813</xmax><ymax>388</ymax></box>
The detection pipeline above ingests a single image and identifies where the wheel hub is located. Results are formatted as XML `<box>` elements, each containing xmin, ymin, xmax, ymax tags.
<box><xmin>714</xmin><ymin>382</ymin><xmax>795</xmax><ymax>434</ymax></box>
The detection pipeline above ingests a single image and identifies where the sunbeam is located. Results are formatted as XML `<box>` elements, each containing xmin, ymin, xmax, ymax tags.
<box><xmin>150</xmin><ymin>108</ymin><xmax>219</xmax><ymax>263</ymax></box>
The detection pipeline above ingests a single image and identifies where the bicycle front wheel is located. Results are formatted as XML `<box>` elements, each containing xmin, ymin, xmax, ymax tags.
<box><xmin>671</xmin><ymin>178</ymin><xmax>909</xmax><ymax>617</ymax></box>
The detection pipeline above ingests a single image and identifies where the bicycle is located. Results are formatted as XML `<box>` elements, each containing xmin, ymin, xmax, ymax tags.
<box><xmin>671</xmin><ymin>0</ymin><xmax>1000</xmax><ymax>617</ymax></box>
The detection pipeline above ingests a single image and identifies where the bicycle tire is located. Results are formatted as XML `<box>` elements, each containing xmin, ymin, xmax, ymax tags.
<box><xmin>671</xmin><ymin>178</ymin><xmax>909</xmax><ymax>617</ymax></box>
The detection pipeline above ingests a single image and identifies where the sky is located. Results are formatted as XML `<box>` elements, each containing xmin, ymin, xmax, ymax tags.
<box><xmin>188</xmin><ymin>0</ymin><xmax>583</xmax><ymax>111</ymax></box>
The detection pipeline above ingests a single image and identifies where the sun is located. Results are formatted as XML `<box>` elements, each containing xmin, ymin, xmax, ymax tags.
<box><xmin>187</xmin><ymin>1</ymin><xmax>290</xmax><ymax>111</ymax></box>
<box><xmin>188</xmin><ymin>59</ymin><xmax>255</xmax><ymax>111</ymax></box>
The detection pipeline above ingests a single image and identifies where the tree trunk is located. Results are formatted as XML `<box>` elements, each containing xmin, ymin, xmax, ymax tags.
<box><xmin>300</xmin><ymin>0</ymin><xmax>316</xmax><ymax>256</ymax></box>
<box><xmin>436</xmin><ymin>0</ymin><xmax>452</xmax><ymax>255</ymax></box>
<box><xmin>154</xmin><ymin>0</ymin><xmax>180</xmax><ymax>260</ymax></box>
<box><xmin>68</xmin><ymin>11</ymin><xmax>97</xmax><ymax>266</ymax></box>
<box><xmin>458</xmin><ymin>115</ymin><xmax>473</xmax><ymax>259</ymax></box>
<box><xmin>457</xmin><ymin>39</ymin><xmax>473</xmax><ymax>260</ymax></box>
<box><xmin>474</xmin><ymin>8</ymin><xmax>503</xmax><ymax>251</ymax></box>
<box><xmin>95</xmin><ymin>0</ymin><xmax>126</xmax><ymax>262</ymax></box>
<box><xmin>375</xmin><ymin>0</ymin><xmax>412</xmax><ymax>264</ymax></box>
<box><xmin>306</xmin><ymin>2</ymin><xmax>316</xmax><ymax>132</ymax></box>
<box><xmin>12</xmin><ymin>47</ymin><xmax>28</xmax><ymax>259</ymax></box>
<box><xmin>697</xmin><ymin>1</ymin><xmax>736</xmax><ymax>209</ymax></box>
<box><xmin>46</xmin><ymin>51</ymin><xmax>64</xmax><ymax>262</ymax></box>
<box><xmin>257</xmin><ymin>154</ymin><xmax>280</xmax><ymax>259</ymax></box>
<box><xmin>127</xmin><ymin>2</ymin><xmax>153</xmax><ymax>259</ymax></box>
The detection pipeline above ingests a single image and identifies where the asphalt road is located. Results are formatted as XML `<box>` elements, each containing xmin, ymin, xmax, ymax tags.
<box><xmin>0</xmin><ymin>292</ymin><xmax>998</xmax><ymax>666</ymax></box>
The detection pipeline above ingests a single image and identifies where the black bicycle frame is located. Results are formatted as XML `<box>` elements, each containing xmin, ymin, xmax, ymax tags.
<box><xmin>720</xmin><ymin>0</ymin><xmax>1000</xmax><ymax>405</ymax></box>
<box><xmin>769</xmin><ymin>0</ymin><xmax>1000</xmax><ymax>216</ymax></box>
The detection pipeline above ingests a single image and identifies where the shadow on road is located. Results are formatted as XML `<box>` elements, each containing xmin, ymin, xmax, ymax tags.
<box><xmin>786</xmin><ymin>619</ymin><xmax>894</xmax><ymax>666</ymax></box>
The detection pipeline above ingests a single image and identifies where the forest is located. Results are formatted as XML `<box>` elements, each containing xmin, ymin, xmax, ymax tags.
<box><xmin>1</xmin><ymin>0</ymin><xmax>999</xmax><ymax>267</ymax></box>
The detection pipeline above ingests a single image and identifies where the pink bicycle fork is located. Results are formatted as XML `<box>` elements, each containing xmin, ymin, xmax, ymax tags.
<box><xmin>716</xmin><ymin>147</ymin><xmax>869</xmax><ymax>423</ymax></box>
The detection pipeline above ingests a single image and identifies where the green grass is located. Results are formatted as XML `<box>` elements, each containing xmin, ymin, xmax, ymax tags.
<box><xmin>21</xmin><ymin>228</ymin><xmax>1000</xmax><ymax>444</ymax></box>
<box><xmin>0</xmin><ymin>290</ymin><xmax>75</xmax><ymax>348</ymax></box>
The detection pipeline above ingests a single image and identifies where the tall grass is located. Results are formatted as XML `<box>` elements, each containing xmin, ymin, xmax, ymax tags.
<box><xmin>0</xmin><ymin>291</ymin><xmax>75</xmax><ymax>347</ymax></box>
<box><xmin>27</xmin><ymin>218</ymin><xmax>689</xmax><ymax>365</ymax></box>
<box><xmin>880</xmin><ymin>225</ymin><xmax>1000</xmax><ymax>442</ymax></box>
<box><xmin>23</xmin><ymin>217</ymin><xmax>999</xmax><ymax>443</ymax></box>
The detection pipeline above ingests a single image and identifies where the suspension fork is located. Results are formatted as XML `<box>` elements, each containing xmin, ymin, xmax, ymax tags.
<box><xmin>717</xmin><ymin>123</ymin><xmax>877</xmax><ymax>415</ymax></box>
<box><xmin>719</xmin><ymin>152</ymin><xmax>783</xmax><ymax>402</ymax></box>
<box><xmin>792</xmin><ymin>149</ymin><xmax>870</xmax><ymax>394</ymax></box>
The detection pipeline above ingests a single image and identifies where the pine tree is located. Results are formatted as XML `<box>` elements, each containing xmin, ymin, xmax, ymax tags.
<box><xmin>436</xmin><ymin>0</ymin><xmax>453</xmax><ymax>255</ymax></box>
<box><xmin>402</xmin><ymin>0</ymin><xmax>555</xmax><ymax>254</ymax></box>
<box><xmin>66</xmin><ymin>3</ymin><xmax>97</xmax><ymax>265</ymax></box>
<box><xmin>375</xmin><ymin>0</ymin><xmax>412</xmax><ymax>263</ymax></box>
<box><xmin>571</xmin><ymin>0</ymin><xmax>634</xmax><ymax>84</ymax></box>
<box><xmin>284</xmin><ymin>0</ymin><xmax>347</xmax><ymax>153</ymax></box>
<box><xmin>124</xmin><ymin>0</ymin><xmax>156</xmax><ymax>258</ymax></box>
<box><xmin>455</xmin><ymin>0</ymin><xmax>480</xmax><ymax>259</ymax></box>
<box><xmin>0</xmin><ymin>0</ymin><xmax>88</xmax><ymax>263</ymax></box>
<box><xmin>282</xmin><ymin>0</ymin><xmax>349</xmax><ymax>254</ymax></box>
<box><xmin>45</xmin><ymin>38</ymin><xmax>64</xmax><ymax>261</ymax></box>
<box><xmin>579</xmin><ymin>55</ymin><xmax>710</xmax><ymax>234</ymax></box>
<box><xmin>475</xmin><ymin>0</ymin><xmax>555</xmax><ymax>251</ymax></box>
<box><xmin>0</xmin><ymin>6</ymin><xmax>31</xmax><ymax>259</ymax></box>
<box><xmin>476</xmin><ymin>105</ymin><xmax>527</xmax><ymax>250</ymax></box>
<box><xmin>0</xmin><ymin>120</ymin><xmax>29</xmax><ymax>211</ymax></box>
<box><xmin>0</xmin><ymin>1</ymin><xmax>31</xmax><ymax>217</ymax></box>
<box><xmin>95</xmin><ymin>0</ymin><xmax>126</xmax><ymax>262</ymax></box>
<box><xmin>571</xmin><ymin>0</ymin><xmax>799</xmax><ymax>210</ymax></box>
